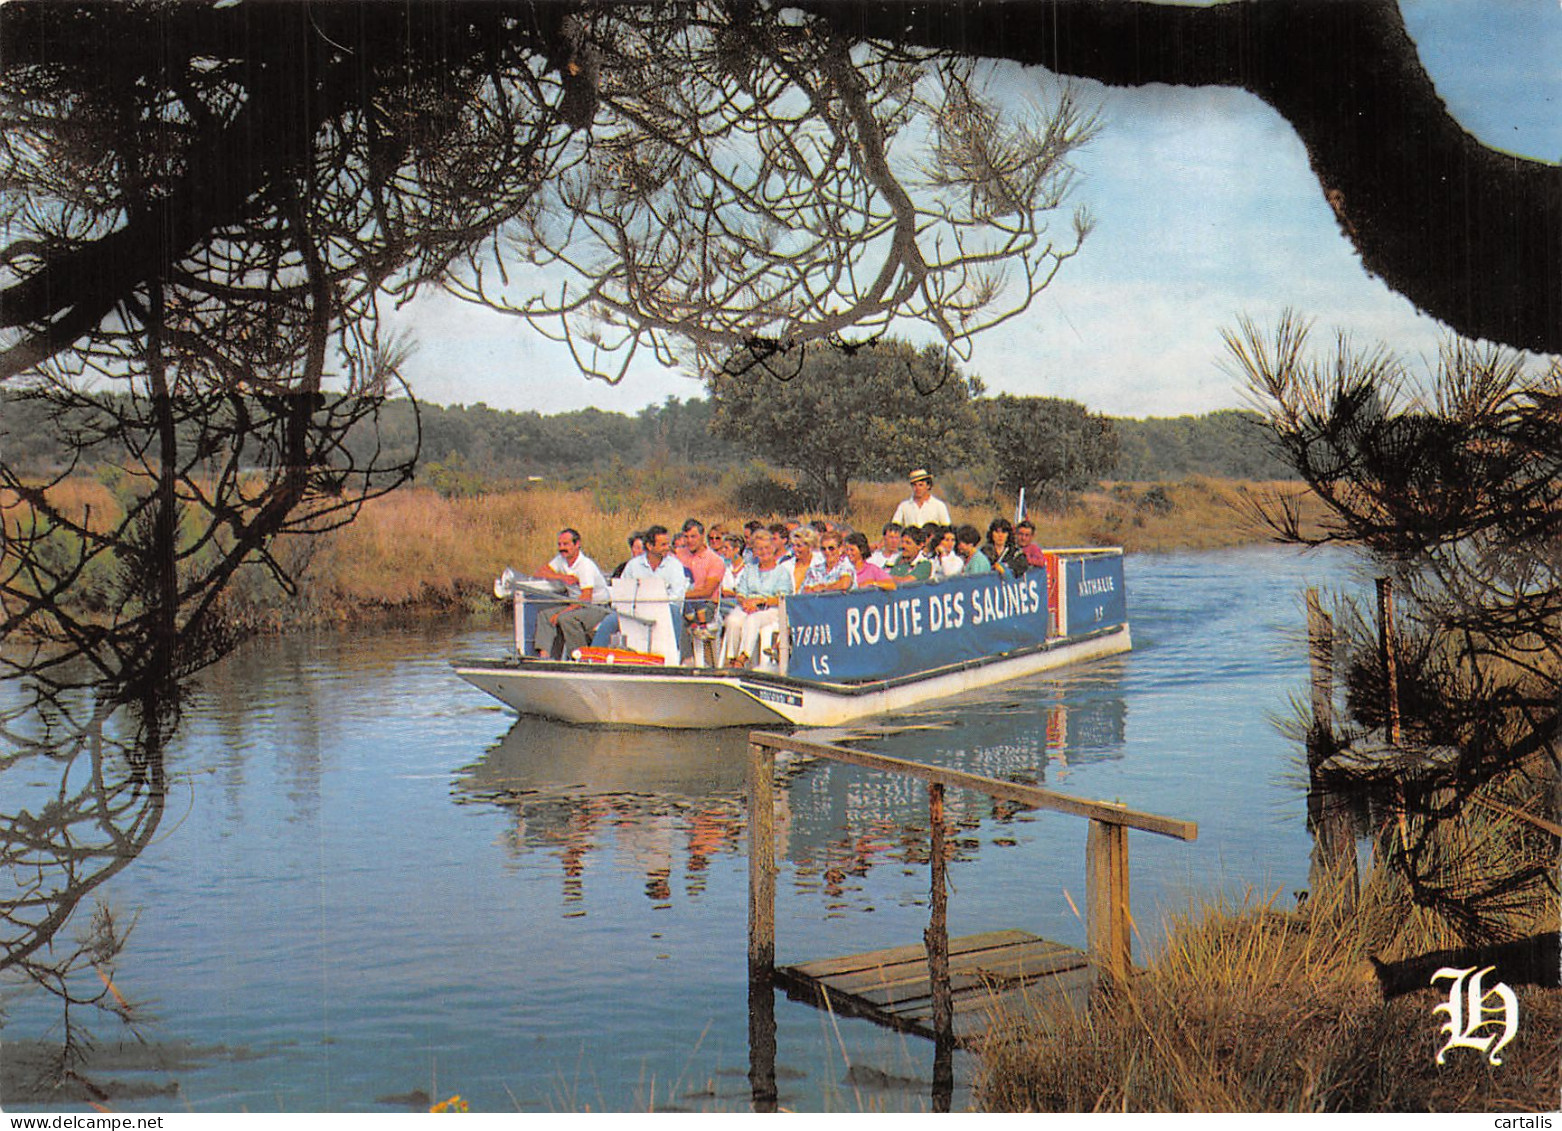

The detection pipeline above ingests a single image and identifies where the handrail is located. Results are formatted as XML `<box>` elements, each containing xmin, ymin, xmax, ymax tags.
<box><xmin>748</xmin><ymin>730</ymin><xmax>1196</xmax><ymax>841</ymax></box>
<box><xmin>746</xmin><ymin>726</ymin><xmax>1199</xmax><ymax>1044</ymax></box>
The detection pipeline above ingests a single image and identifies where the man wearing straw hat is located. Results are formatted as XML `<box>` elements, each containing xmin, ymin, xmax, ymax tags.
<box><xmin>891</xmin><ymin>468</ymin><xmax>951</xmax><ymax>529</ymax></box>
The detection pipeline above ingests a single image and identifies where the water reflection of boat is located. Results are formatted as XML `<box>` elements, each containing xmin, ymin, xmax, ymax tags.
<box><xmin>454</xmin><ymin>548</ymin><xmax>1131</xmax><ymax>729</ymax></box>
<box><xmin>458</xmin><ymin>717</ymin><xmax>750</xmax><ymax>801</ymax></box>
<box><xmin>455</xmin><ymin>695</ymin><xmax>1131</xmax><ymax>915</ymax></box>
<box><xmin>454</xmin><ymin>719</ymin><xmax>762</xmax><ymax>909</ymax></box>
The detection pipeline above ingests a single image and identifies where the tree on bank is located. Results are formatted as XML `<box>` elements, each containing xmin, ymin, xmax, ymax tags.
<box><xmin>0</xmin><ymin>1</ymin><xmax>1097</xmax><ymax>388</ymax></box>
<box><xmin>1112</xmin><ymin>410</ymin><xmax>1294</xmax><ymax>481</ymax></box>
<box><xmin>977</xmin><ymin>395</ymin><xmax>1118</xmax><ymax>512</ymax></box>
<box><xmin>1234</xmin><ymin>315</ymin><xmax>1560</xmax><ymax>937</ymax></box>
<box><xmin>707</xmin><ymin>340</ymin><xmax>980</xmax><ymax>513</ymax></box>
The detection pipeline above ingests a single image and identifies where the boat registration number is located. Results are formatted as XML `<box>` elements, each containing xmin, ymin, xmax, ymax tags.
<box><xmin>743</xmin><ymin>684</ymin><xmax>803</xmax><ymax>707</ymax></box>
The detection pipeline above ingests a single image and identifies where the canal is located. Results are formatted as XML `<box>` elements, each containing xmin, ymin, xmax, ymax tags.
<box><xmin>0</xmin><ymin>545</ymin><xmax>1357</xmax><ymax>1112</ymax></box>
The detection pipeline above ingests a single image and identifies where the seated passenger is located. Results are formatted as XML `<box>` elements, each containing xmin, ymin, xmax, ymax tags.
<box><xmin>955</xmin><ymin>525</ymin><xmax>992</xmax><ymax>575</ymax></box>
<box><xmin>610</xmin><ymin>531</ymin><xmax>646</xmax><ymax>579</ymax></box>
<box><xmin>676</xmin><ymin>517</ymin><xmax>726</xmax><ymax>638</ymax></box>
<box><xmin>983</xmin><ymin>518</ymin><xmax>1029</xmax><ymax>578</ymax></box>
<box><xmin>769</xmin><ymin>522</ymin><xmax>792</xmax><ymax>562</ymax></box>
<box><xmin>718</xmin><ymin>532</ymin><xmax>747</xmax><ymax>597</ymax></box>
<box><xmin>869</xmin><ymin>523</ymin><xmax>902</xmax><ymax>568</ymax></box>
<box><xmin>720</xmin><ymin>528</ymin><xmax>795</xmax><ymax>668</ymax></box>
<box><xmin>787</xmin><ymin>526</ymin><xmax>819</xmax><ymax>591</ymax></box>
<box><xmin>930</xmin><ymin>524</ymin><xmax>962</xmax><ymax>580</ymax></box>
<box><xmin>1015</xmin><ymin>519</ymin><xmax>1048</xmax><ymax>569</ymax></box>
<box><xmin>532</xmin><ymin>528</ymin><xmax>613</xmax><ymax>658</ymax></box>
<box><xmin>742</xmin><ymin>520</ymin><xmax>765</xmax><ymax>564</ymax></box>
<box><xmin>620</xmin><ymin>524</ymin><xmax>690</xmax><ymax>619</ymax></box>
<box><xmin>844</xmin><ymin>533</ymin><xmax>894</xmax><ymax>589</ymax></box>
<box><xmin>888</xmin><ymin>525</ymin><xmax>933</xmax><ymax>585</ymax></box>
<box><xmin>803</xmin><ymin>533</ymin><xmax>856</xmax><ymax>591</ymax></box>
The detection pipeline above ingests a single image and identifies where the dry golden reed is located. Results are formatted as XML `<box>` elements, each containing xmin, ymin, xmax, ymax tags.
<box><xmin>278</xmin><ymin>474</ymin><xmax>1328</xmax><ymax>616</ymax></box>
<box><xmin>10</xmin><ymin>472</ymin><xmax>1322</xmax><ymax>623</ymax></box>
<box><xmin>974</xmin><ymin>871</ymin><xmax>1560</xmax><ymax>1113</ymax></box>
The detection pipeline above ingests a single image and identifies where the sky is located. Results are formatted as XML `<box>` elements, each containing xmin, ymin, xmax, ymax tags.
<box><xmin>387</xmin><ymin>1</ymin><xmax>1561</xmax><ymax>420</ymax></box>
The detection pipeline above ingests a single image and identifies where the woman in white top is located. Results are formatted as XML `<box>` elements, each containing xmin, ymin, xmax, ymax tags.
<box><xmin>786</xmin><ymin>526</ymin><xmax>819</xmax><ymax>593</ymax></box>
<box><xmin>930</xmin><ymin>525</ymin><xmax>963</xmax><ymax>580</ymax></box>
<box><xmin>802</xmin><ymin>533</ymin><xmax>857</xmax><ymax>591</ymax></box>
<box><xmin>718</xmin><ymin>532</ymin><xmax>746</xmax><ymax>598</ymax></box>
<box><xmin>720</xmin><ymin>529</ymin><xmax>795</xmax><ymax>668</ymax></box>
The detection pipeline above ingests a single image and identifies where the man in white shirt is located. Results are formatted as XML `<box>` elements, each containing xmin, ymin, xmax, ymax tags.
<box><xmin>890</xmin><ymin>469</ymin><xmax>952</xmax><ymax>529</ymax></box>
<box><xmin>868</xmin><ymin>522</ymin><xmax>903</xmax><ymax>569</ymax></box>
<box><xmin>533</xmin><ymin>528</ymin><xmax>611</xmax><ymax>658</ymax></box>
<box><xmin>622</xmin><ymin>524</ymin><xmax>691</xmax><ymax>618</ymax></box>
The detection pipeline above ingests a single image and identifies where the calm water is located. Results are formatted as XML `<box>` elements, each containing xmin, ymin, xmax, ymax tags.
<box><xmin>1</xmin><ymin>545</ymin><xmax>1355</xmax><ymax>1112</ymax></box>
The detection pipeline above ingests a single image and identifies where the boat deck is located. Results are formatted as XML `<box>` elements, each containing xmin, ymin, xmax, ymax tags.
<box><xmin>774</xmin><ymin>929</ymin><xmax>1093</xmax><ymax>1044</ymax></box>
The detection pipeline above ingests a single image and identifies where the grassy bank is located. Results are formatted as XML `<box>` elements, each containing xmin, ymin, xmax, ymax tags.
<box><xmin>5</xmin><ymin>471</ymin><xmax>1325</xmax><ymax>630</ymax></box>
<box><xmin>280</xmin><ymin>474</ymin><xmax>1323</xmax><ymax>625</ymax></box>
<box><xmin>975</xmin><ymin>868</ymin><xmax>1560</xmax><ymax>1112</ymax></box>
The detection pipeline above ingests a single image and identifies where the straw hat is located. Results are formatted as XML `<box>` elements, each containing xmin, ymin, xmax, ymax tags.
<box><xmin>908</xmin><ymin>468</ymin><xmax>933</xmax><ymax>484</ymax></box>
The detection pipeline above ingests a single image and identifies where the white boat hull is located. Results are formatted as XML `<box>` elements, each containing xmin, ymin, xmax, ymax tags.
<box><xmin>454</xmin><ymin>623</ymin><xmax>1131</xmax><ymax>729</ymax></box>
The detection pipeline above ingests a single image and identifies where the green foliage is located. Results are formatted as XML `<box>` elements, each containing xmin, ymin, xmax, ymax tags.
<box><xmin>636</xmin><ymin>397</ymin><xmax>735</xmax><ymax>464</ymax></box>
<box><xmin>577</xmin><ymin>459</ymin><xmax>696</xmax><ymax>519</ymax></box>
<box><xmin>1113</xmin><ymin>410</ymin><xmax>1293</xmax><ymax>480</ymax></box>
<box><xmin>706</xmin><ymin>340</ymin><xmax>982</xmax><ymax>513</ymax></box>
<box><xmin>725</xmin><ymin>465</ymin><xmax>814</xmax><ymax>517</ymax></box>
<box><xmin>419</xmin><ymin>453</ymin><xmax>489</xmax><ymax>499</ymax></box>
<box><xmin>976</xmin><ymin>394</ymin><xmax>1118</xmax><ymax>511</ymax></box>
<box><xmin>1137</xmin><ymin>484</ymin><xmax>1175</xmax><ymax>515</ymax></box>
<box><xmin>6</xmin><ymin>387</ymin><xmax>1298</xmax><ymax>492</ymax></box>
<box><xmin>336</xmin><ymin>396</ymin><xmax>744</xmax><ymax>489</ymax></box>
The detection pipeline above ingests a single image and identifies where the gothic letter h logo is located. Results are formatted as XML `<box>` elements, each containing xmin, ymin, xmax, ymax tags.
<box><xmin>1431</xmin><ymin>966</ymin><xmax>1519</xmax><ymax>1066</ymax></box>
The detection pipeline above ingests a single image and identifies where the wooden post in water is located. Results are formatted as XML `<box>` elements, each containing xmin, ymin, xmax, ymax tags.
<box><xmin>1375</xmin><ymin>576</ymin><xmax>1413</xmax><ymax>854</ymax></box>
<box><xmin>1305</xmin><ymin>588</ymin><xmax>1335</xmax><ymax>759</ymax></box>
<box><xmin>924</xmin><ymin>782</ymin><xmax>954</xmax><ymax>1110</ymax></box>
<box><xmin>1305</xmin><ymin>588</ymin><xmax>1357</xmax><ymax>908</ymax></box>
<box><xmin>1085</xmin><ymin>819</ymin><xmax>1131</xmax><ymax>984</ymax></box>
<box><xmin>1375</xmin><ymin>577</ymin><xmax>1402</xmax><ymax>746</ymax></box>
<box><xmin>746</xmin><ymin>740</ymin><xmax>778</xmax><ymax>1113</ymax></box>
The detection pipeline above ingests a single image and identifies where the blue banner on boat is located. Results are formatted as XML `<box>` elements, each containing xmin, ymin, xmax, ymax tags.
<box><xmin>1063</xmin><ymin>554</ymin><xmax>1128</xmax><ymax>636</ymax></box>
<box><xmin>784</xmin><ymin>572</ymin><xmax>1052</xmax><ymax>683</ymax></box>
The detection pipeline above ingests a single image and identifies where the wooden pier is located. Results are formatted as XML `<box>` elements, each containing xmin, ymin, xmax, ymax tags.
<box><xmin>746</xmin><ymin>730</ymin><xmax>1198</xmax><ymax>1110</ymax></box>
<box><xmin>777</xmin><ymin>929</ymin><xmax>1093</xmax><ymax>1044</ymax></box>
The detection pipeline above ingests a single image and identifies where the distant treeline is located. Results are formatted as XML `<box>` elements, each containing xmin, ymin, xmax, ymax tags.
<box><xmin>1</xmin><ymin>389</ymin><xmax>1294</xmax><ymax>482</ymax></box>
<box><xmin>1112</xmin><ymin>410</ymin><xmax>1292</xmax><ymax>480</ymax></box>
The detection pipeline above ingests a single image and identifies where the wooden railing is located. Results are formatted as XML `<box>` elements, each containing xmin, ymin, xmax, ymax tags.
<box><xmin>744</xmin><ymin>730</ymin><xmax>1196</xmax><ymax>1110</ymax></box>
<box><xmin>746</xmin><ymin>730</ymin><xmax>1197</xmax><ymax>987</ymax></box>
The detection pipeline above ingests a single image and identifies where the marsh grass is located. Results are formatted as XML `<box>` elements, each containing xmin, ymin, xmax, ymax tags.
<box><xmin>10</xmin><ymin>470</ymin><xmax>1324</xmax><ymax>628</ymax></box>
<box><xmin>839</xmin><ymin>475</ymin><xmax>1324</xmax><ymax>553</ymax></box>
<box><xmin>974</xmin><ymin>867</ymin><xmax>1560</xmax><ymax>1112</ymax></box>
<box><xmin>303</xmin><ymin>474</ymin><xmax>1317</xmax><ymax>614</ymax></box>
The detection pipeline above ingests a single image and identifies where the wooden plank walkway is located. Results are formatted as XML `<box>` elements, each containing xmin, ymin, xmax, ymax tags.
<box><xmin>775</xmin><ymin>929</ymin><xmax>1093</xmax><ymax>1044</ymax></box>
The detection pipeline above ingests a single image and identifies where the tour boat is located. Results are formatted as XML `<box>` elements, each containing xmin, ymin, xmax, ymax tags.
<box><xmin>453</xmin><ymin>547</ymin><xmax>1131</xmax><ymax>729</ymax></box>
